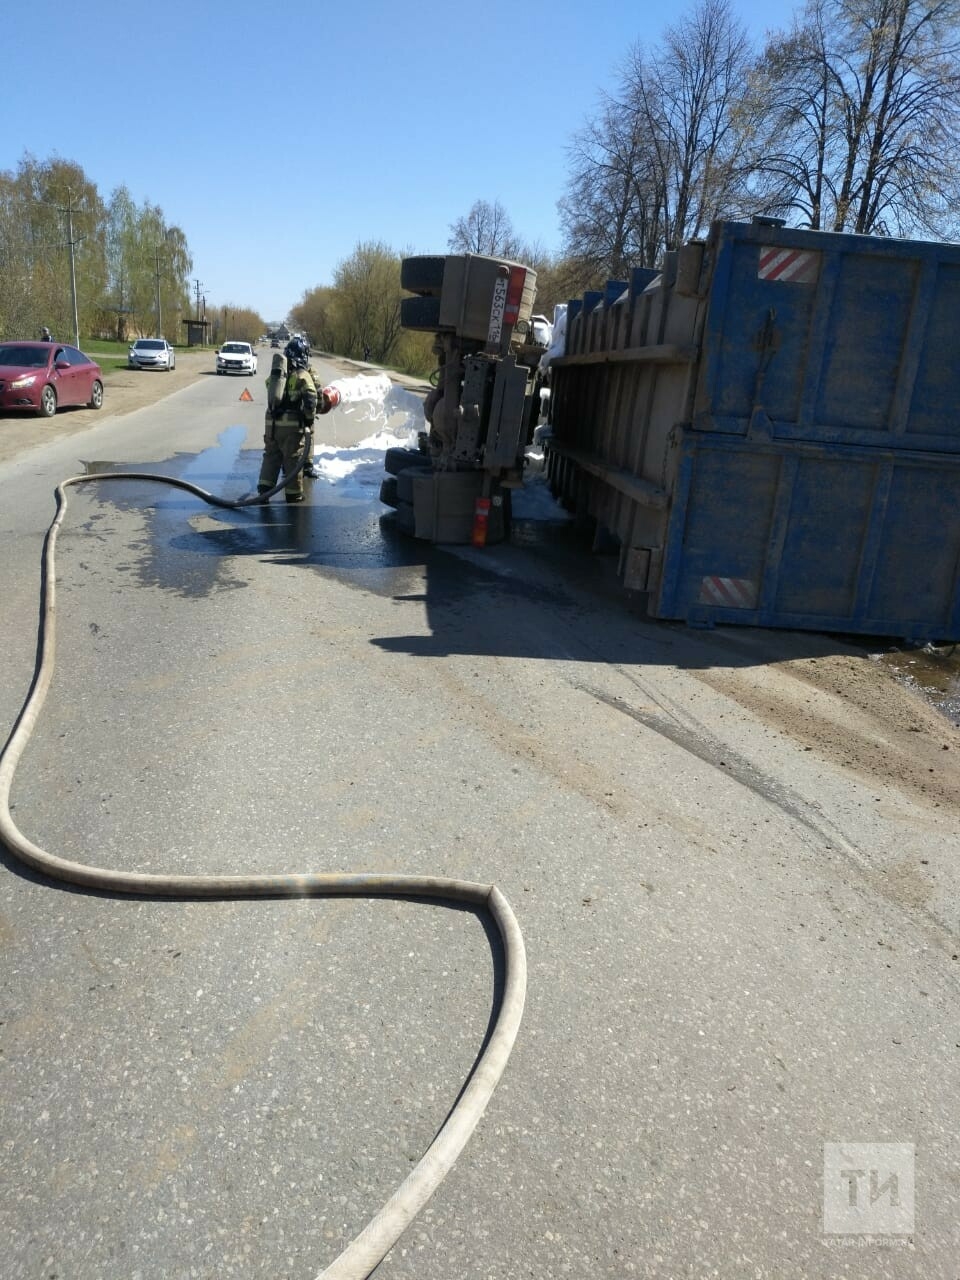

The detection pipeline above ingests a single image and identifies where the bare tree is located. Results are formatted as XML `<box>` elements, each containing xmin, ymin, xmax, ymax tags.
<box><xmin>447</xmin><ymin>199</ymin><xmax>522</xmax><ymax>258</ymax></box>
<box><xmin>746</xmin><ymin>0</ymin><xmax>960</xmax><ymax>236</ymax></box>
<box><xmin>559</xmin><ymin>0</ymin><xmax>755</xmax><ymax>279</ymax></box>
<box><xmin>559</xmin><ymin>90</ymin><xmax>665</xmax><ymax>276</ymax></box>
<box><xmin>641</xmin><ymin>0</ymin><xmax>754</xmax><ymax>247</ymax></box>
<box><xmin>738</xmin><ymin>4</ymin><xmax>835</xmax><ymax>226</ymax></box>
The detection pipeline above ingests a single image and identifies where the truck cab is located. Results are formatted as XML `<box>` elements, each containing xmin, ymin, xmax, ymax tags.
<box><xmin>380</xmin><ymin>253</ymin><xmax>546</xmax><ymax>545</ymax></box>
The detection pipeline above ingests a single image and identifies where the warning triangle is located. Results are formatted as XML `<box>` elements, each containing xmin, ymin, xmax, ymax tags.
<box><xmin>239</xmin><ymin>388</ymin><xmax>253</xmax><ymax>402</ymax></box>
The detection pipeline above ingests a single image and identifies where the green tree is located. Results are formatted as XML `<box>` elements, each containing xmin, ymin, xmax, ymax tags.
<box><xmin>0</xmin><ymin>153</ymin><xmax>197</xmax><ymax>345</ymax></box>
<box><xmin>292</xmin><ymin>242</ymin><xmax>407</xmax><ymax>365</ymax></box>
<box><xmin>332</xmin><ymin>241</ymin><xmax>405</xmax><ymax>361</ymax></box>
<box><xmin>207</xmin><ymin>303</ymin><xmax>267</xmax><ymax>346</ymax></box>
<box><xmin>0</xmin><ymin>170</ymin><xmax>33</xmax><ymax>336</ymax></box>
<box><xmin>290</xmin><ymin>285</ymin><xmax>338</xmax><ymax>353</ymax></box>
<box><xmin>0</xmin><ymin>154</ymin><xmax>107</xmax><ymax>341</ymax></box>
<box><xmin>120</xmin><ymin>201</ymin><xmax>192</xmax><ymax>339</ymax></box>
<box><xmin>103</xmin><ymin>185</ymin><xmax>138</xmax><ymax>340</ymax></box>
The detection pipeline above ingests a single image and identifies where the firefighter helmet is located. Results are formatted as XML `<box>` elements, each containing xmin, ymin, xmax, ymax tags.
<box><xmin>284</xmin><ymin>336</ymin><xmax>310</xmax><ymax>370</ymax></box>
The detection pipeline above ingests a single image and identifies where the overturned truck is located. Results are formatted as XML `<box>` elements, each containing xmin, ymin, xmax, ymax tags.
<box><xmin>379</xmin><ymin>253</ymin><xmax>547</xmax><ymax>544</ymax></box>
<box><xmin>547</xmin><ymin>217</ymin><xmax>960</xmax><ymax>641</ymax></box>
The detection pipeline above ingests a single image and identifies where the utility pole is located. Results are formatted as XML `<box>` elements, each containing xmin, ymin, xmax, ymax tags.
<box><xmin>116</xmin><ymin>259</ymin><xmax>128</xmax><ymax>342</ymax></box>
<box><xmin>154</xmin><ymin>228</ymin><xmax>176</xmax><ymax>338</ymax></box>
<box><xmin>155</xmin><ymin>245</ymin><xmax>163</xmax><ymax>338</ymax></box>
<box><xmin>45</xmin><ymin>189</ymin><xmax>81</xmax><ymax>346</ymax></box>
<box><xmin>65</xmin><ymin>196</ymin><xmax>80</xmax><ymax>348</ymax></box>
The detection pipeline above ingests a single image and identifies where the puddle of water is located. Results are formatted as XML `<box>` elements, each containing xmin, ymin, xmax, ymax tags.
<box><xmin>874</xmin><ymin>642</ymin><xmax>960</xmax><ymax>726</ymax></box>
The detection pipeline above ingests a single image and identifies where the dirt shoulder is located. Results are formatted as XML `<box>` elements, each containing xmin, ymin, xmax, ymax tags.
<box><xmin>0</xmin><ymin>350</ymin><xmax>213</xmax><ymax>465</ymax></box>
<box><xmin>694</xmin><ymin>640</ymin><xmax>959</xmax><ymax>813</ymax></box>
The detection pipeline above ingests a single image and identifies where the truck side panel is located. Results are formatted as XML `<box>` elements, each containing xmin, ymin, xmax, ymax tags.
<box><xmin>655</xmin><ymin>433</ymin><xmax>960</xmax><ymax>640</ymax></box>
<box><xmin>697</xmin><ymin>224</ymin><xmax>960</xmax><ymax>452</ymax></box>
<box><xmin>547</xmin><ymin>220</ymin><xmax>960</xmax><ymax>639</ymax></box>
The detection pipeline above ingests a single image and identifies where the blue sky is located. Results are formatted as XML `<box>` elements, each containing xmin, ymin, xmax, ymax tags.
<box><xmin>4</xmin><ymin>0</ymin><xmax>799</xmax><ymax>324</ymax></box>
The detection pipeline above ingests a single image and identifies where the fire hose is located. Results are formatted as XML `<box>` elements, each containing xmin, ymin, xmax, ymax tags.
<box><xmin>0</xmin><ymin>444</ymin><xmax>527</xmax><ymax>1279</ymax></box>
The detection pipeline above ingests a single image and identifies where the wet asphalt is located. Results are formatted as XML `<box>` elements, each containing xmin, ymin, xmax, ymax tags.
<box><xmin>1</xmin><ymin>371</ymin><xmax>959</xmax><ymax>1278</ymax></box>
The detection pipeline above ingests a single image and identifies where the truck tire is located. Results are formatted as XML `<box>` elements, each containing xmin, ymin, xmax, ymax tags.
<box><xmin>401</xmin><ymin>256</ymin><xmax>446</xmax><ymax>296</ymax></box>
<box><xmin>395</xmin><ymin>500</ymin><xmax>416</xmax><ymax>534</ymax></box>
<box><xmin>379</xmin><ymin>476</ymin><xmax>399</xmax><ymax>508</ymax></box>
<box><xmin>400</xmin><ymin>295</ymin><xmax>446</xmax><ymax>332</ymax></box>
<box><xmin>384</xmin><ymin>446</ymin><xmax>427</xmax><ymax>476</ymax></box>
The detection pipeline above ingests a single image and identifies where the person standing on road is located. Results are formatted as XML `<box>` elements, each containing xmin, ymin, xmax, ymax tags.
<box><xmin>296</xmin><ymin>344</ymin><xmax>337</xmax><ymax>480</ymax></box>
<box><xmin>39</xmin><ymin>326</ymin><xmax>53</xmax><ymax>342</ymax></box>
<box><xmin>257</xmin><ymin>336</ymin><xmax>330</xmax><ymax>502</ymax></box>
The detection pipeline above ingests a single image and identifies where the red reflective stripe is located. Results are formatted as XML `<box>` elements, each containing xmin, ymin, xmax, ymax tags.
<box><xmin>759</xmin><ymin>247</ymin><xmax>818</xmax><ymax>283</ymax></box>
<box><xmin>759</xmin><ymin>248</ymin><xmax>802</xmax><ymax>279</ymax></box>
<box><xmin>699</xmin><ymin>577</ymin><xmax>757</xmax><ymax>608</ymax></box>
<box><xmin>503</xmin><ymin>266</ymin><xmax>527</xmax><ymax>326</ymax></box>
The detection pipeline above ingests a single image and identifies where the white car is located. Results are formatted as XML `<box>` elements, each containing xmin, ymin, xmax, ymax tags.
<box><xmin>216</xmin><ymin>342</ymin><xmax>258</xmax><ymax>375</ymax></box>
<box><xmin>530</xmin><ymin>314</ymin><xmax>553</xmax><ymax>346</ymax></box>
<box><xmin>129</xmin><ymin>338</ymin><xmax>176</xmax><ymax>371</ymax></box>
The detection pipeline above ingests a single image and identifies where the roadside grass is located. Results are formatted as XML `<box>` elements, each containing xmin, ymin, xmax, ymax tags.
<box><xmin>85</xmin><ymin>337</ymin><xmax>213</xmax><ymax>375</ymax></box>
<box><xmin>84</xmin><ymin>338</ymin><xmax>208</xmax><ymax>355</ymax></box>
<box><xmin>83</xmin><ymin>339</ymin><xmax>130</xmax><ymax>355</ymax></box>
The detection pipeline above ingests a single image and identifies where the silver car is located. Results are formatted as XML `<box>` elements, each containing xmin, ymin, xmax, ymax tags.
<box><xmin>128</xmin><ymin>338</ymin><xmax>176</xmax><ymax>371</ymax></box>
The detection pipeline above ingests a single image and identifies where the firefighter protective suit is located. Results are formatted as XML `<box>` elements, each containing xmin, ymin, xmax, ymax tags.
<box><xmin>258</xmin><ymin>363</ymin><xmax>319</xmax><ymax>502</ymax></box>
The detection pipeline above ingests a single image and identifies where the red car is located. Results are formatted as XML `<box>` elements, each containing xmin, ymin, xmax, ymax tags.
<box><xmin>0</xmin><ymin>341</ymin><xmax>104</xmax><ymax>418</ymax></box>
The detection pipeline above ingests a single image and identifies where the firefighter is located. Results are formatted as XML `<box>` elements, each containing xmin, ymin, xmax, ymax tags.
<box><xmin>257</xmin><ymin>336</ymin><xmax>328</xmax><ymax>502</ymax></box>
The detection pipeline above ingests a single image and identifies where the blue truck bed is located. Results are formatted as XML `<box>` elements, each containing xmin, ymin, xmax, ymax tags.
<box><xmin>547</xmin><ymin>219</ymin><xmax>960</xmax><ymax>640</ymax></box>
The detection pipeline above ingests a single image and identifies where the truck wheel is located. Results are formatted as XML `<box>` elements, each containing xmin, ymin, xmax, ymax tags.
<box><xmin>379</xmin><ymin>476</ymin><xmax>399</xmax><ymax>508</ymax></box>
<box><xmin>384</xmin><ymin>446</ymin><xmax>427</xmax><ymax>476</ymax></box>
<box><xmin>400</xmin><ymin>295</ymin><xmax>446</xmax><ymax>332</ymax></box>
<box><xmin>401</xmin><ymin>256</ymin><xmax>446</xmax><ymax>296</ymax></box>
<box><xmin>395</xmin><ymin>500</ymin><xmax>416</xmax><ymax>534</ymax></box>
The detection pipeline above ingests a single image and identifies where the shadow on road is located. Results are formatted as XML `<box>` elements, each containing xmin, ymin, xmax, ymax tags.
<box><xmin>74</xmin><ymin>431</ymin><xmax>896</xmax><ymax>678</ymax></box>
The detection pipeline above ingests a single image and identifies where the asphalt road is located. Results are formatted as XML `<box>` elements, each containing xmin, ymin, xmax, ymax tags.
<box><xmin>1</xmin><ymin>370</ymin><xmax>958</xmax><ymax>1278</ymax></box>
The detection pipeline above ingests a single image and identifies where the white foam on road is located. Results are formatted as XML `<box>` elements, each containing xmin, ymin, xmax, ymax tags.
<box><xmin>310</xmin><ymin>374</ymin><xmax>572</xmax><ymax>521</ymax></box>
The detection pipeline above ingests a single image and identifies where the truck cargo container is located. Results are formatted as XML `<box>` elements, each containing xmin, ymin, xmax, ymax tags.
<box><xmin>546</xmin><ymin>219</ymin><xmax>960</xmax><ymax>641</ymax></box>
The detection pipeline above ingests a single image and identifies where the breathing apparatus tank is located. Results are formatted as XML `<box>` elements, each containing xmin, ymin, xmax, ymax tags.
<box><xmin>266</xmin><ymin>352</ymin><xmax>287</xmax><ymax>411</ymax></box>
